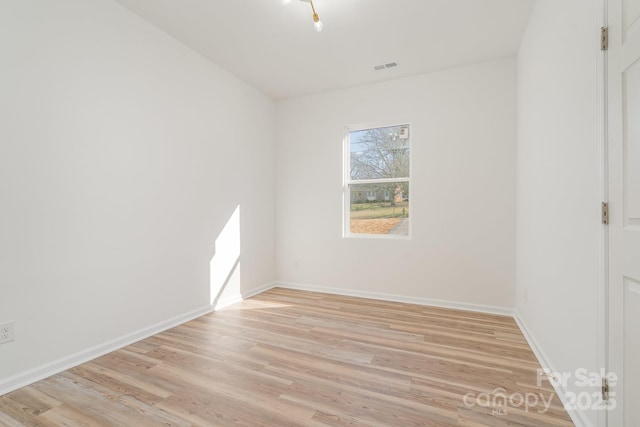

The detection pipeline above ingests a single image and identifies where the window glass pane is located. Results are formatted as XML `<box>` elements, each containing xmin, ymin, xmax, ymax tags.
<box><xmin>350</xmin><ymin>125</ymin><xmax>410</xmax><ymax>180</ymax></box>
<box><xmin>349</xmin><ymin>182</ymin><xmax>409</xmax><ymax>236</ymax></box>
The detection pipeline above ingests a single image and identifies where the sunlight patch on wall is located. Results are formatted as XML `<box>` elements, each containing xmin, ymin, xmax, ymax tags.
<box><xmin>210</xmin><ymin>205</ymin><xmax>241</xmax><ymax>307</ymax></box>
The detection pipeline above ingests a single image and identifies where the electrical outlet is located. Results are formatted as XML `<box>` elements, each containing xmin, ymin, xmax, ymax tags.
<box><xmin>524</xmin><ymin>288</ymin><xmax>529</xmax><ymax>303</ymax></box>
<box><xmin>0</xmin><ymin>321</ymin><xmax>15</xmax><ymax>344</ymax></box>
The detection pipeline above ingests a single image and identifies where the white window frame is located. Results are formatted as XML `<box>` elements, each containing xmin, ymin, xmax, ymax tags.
<box><xmin>343</xmin><ymin>122</ymin><xmax>412</xmax><ymax>239</ymax></box>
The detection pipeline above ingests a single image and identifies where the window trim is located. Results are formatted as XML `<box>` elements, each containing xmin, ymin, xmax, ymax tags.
<box><xmin>343</xmin><ymin>122</ymin><xmax>412</xmax><ymax>240</ymax></box>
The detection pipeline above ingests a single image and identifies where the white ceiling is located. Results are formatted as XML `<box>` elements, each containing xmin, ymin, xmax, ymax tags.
<box><xmin>113</xmin><ymin>0</ymin><xmax>537</xmax><ymax>100</ymax></box>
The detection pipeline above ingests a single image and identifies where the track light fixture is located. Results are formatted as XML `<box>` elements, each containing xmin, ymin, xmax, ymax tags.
<box><xmin>282</xmin><ymin>0</ymin><xmax>323</xmax><ymax>32</ymax></box>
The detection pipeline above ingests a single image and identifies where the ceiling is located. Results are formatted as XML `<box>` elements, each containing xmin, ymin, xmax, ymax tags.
<box><xmin>113</xmin><ymin>0</ymin><xmax>537</xmax><ymax>100</ymax></box>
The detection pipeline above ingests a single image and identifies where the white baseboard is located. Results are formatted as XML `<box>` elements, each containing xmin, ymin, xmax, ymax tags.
<box><xmin>0</xmin><ymin>304</ymin><xmax>213</xmax><ymax>397</ymax></box>
<box><xmin>214</xmin><ymin>282</ymin><xmax>277</xmax><ymax>310</ymax></box>
<box><xmin>0</xmin><ymin>281</ymin><xmax>283</xmax><ymax>397</ymax></box>
<box><xmin>513</xmin><ymin>311</ymin><xmax>593</xmax><ymax>427</ymax></box>
<box><xmin>273</xmin><ymin>281</ymin><xmax>514</xmax><ymax>316</ymax></box>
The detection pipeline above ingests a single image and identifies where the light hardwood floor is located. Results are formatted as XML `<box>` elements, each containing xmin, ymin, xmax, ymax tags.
<box><xmin>0</xmin><ymin>288</ymin><xmax>574</xmax><ymax>426</ymax></box>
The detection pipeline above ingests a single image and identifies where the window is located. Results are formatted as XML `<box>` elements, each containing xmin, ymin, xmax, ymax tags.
<box><xmin>344</xmin><ymin>124</ymin><xmax>410</xmax><ymax>238</ymax></box>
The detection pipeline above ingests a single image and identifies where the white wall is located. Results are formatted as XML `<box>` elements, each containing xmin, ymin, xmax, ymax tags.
<box><xmin>516</xmin><ymin>1</ymin><xmax>601</xmax><ymax>426</ymax></box>
<box><xmin>276</xmin><ymin>59</ymin><xmax>517</xmax><ymax>310</ymax></box>
<box><xmin>0</xmin><ymin>0</ymin><xmax>275</xmax><ymax>390</ymax></box>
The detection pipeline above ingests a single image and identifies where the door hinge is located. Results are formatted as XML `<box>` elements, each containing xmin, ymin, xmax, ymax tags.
<box><xmin>601</xmin><ymin>27</ymin><xmax>609</xmax><ymax>51</ymax></box>
<box><xmin>602</xmin><ymin>202</ymin><xmax>609</xmax><ymax>225</ymax></box>
<box><xmin>602</xmin><ymin>377</ymin><xmax>610</xmax><ymax>401</ymax></box>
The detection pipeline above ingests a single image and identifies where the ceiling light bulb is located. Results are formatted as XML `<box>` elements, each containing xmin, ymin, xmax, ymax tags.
<box><xmin>281</xmin><ymin>0</ymin><xmax>291</xmax><ymax>4</ymax></box>
<box><xmin>313</xmin><ymin>13</ymin><xmax>323</xmax><ymax>32</ymax></box>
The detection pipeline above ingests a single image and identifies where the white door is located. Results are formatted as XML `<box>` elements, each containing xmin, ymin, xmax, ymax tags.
<box><xmin>608</xmin><ymin>0</ymin><xmax>640</xmax><ymax>425</ymax></box>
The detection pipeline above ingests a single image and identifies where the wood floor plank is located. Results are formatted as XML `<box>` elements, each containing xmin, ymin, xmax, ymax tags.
<box><xmin>0</xmin><ymin>410</ymin><xmax>25</xmax><ymax>427</ymax></box>
<box><xmin>0</xmin><ymin>288</ymin><xmax>574</xmax><ymax>426</ymax></box>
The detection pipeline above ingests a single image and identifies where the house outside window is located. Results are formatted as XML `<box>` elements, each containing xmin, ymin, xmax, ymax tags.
<box><xmin>344</xmin><ymin>123</ymin><xmax>411</xmax><ymax>238</ymax></box>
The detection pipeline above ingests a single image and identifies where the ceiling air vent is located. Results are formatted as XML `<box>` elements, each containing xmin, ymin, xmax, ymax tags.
<box><xmin>373</xmin><ymin>61</ymin><xmax>399</xmax><ymax>71</ymax></box>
